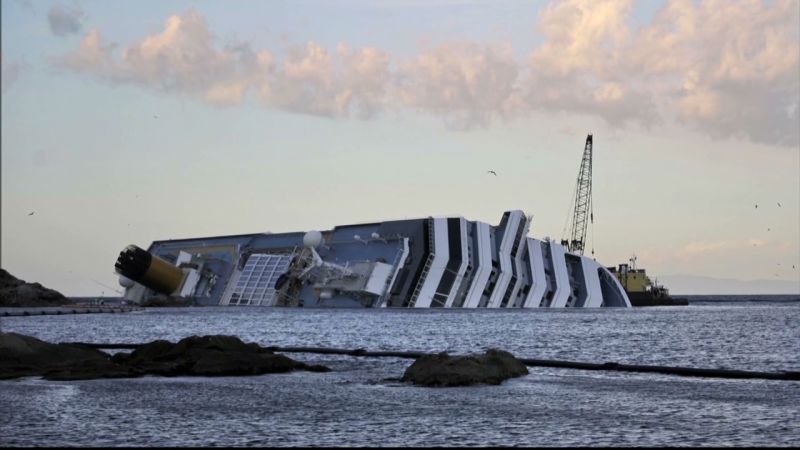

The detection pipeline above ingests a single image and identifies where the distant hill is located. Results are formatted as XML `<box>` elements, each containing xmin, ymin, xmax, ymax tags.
<box><xmin>659</xmin><ymin>274</ymin><xmax>800</xmax><ymax>295</ymax></box>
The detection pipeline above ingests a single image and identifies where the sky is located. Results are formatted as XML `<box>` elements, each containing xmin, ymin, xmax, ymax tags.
<box><xmin>2</xmin><ymin>0</ymin><xmax>799</xmax><ymax>296</ymax></box>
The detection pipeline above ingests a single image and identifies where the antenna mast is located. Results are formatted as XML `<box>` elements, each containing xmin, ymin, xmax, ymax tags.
<box><xmin>562</xmin><ymin>134</ymin><xmax>593</xmax><ymax>255</ymax></box>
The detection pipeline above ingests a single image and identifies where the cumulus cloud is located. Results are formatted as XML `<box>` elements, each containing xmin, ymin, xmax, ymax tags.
<box><xmin>518</xmin><ymin>0</ymin><xmax>799</xmax><ymax>145</ymax></box>
<box><xmin>59</xmin><ymin>30</ymin><xmax>116</xmax><ymax>75</ymax></box>
<box><xmin>2</xmin><ymin>53</ymin><xmax>22</xmax><ymax>92</ymax></box>
<box><xmin>266</xmin><ymin>42</ymin><xmax>390</xmax><ymax>118</ymax></box>
<box><xmin>54</xmin><ymin>2</ymin><xmax>800</xmax><ymax>146</ymax></box>
<box><xmin>58</xmin><ymin>13</ymin><xmax>273</xmax><ymax>106</ymax></box>
<box><xmin>524</xmin><ymin>0</ymin><xmax>659</xmax><ymax>126</ymax></box>
<box><xmin>14</xmin><ymin>0</ymin><xmax>36</xmax><ymax>14</ymax></box>
<box><xmin>47</xmin><ymin>3</ymin><xmax>85</xmax><ymax>36</ymax></box>
<box><xmin>634</xmin><ymin>0</ymin><xmax>800</xmax><ymax>146</ymax></box>
<box><xmin>56</xmin><ymin>12</ymin><xmax>389</xmax><ymax>116</ymax></box>
<box><xmin>397</xmin><ymin>42</ymin><xmax>520</xmax><ymax>129</ymax></box>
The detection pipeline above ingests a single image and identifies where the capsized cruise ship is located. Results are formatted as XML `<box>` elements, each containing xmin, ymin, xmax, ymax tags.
<box><xmin>115</xmin><ymin>210</ymin><xmax>631</xmax><ymax>308</ymax></box>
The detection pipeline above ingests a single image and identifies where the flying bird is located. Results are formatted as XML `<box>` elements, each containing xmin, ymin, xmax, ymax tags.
<box><xmin>755</xmin><ymin>204</ymin><xmax>758</xmax><ymax>209</ymax></box>
<box><xmin>487</xmin><ymin>170</ymin><xmax>497</xmax><ymax>176</ymax></box>
<box><xmin>27</xmin><ymin>211</ymin><xmax>34</xmax><ymax>216</ymax></box>
<box><xmin>153</xmin><ymin>114</ymin><xmax>158</xmax><ymax>119</ymax></box>
<box><xmin>777</xmin><ymin>202</ymin><xmax>781</xmax><ymax>207</ymax></box>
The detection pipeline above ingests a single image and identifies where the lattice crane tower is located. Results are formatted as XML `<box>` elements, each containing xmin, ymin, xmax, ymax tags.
<box><xmin>562</xmin><ymin>134</ymin><xmax>593</xmax><ymax>256</ymax></box>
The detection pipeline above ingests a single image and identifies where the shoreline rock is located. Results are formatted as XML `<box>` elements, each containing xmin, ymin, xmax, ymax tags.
<box><xmin>0</xmin><ymin>269</ymin><xmax>69</xmax><ymax>307</ymax></box>
<box><xmin>0</xmin><ymin>333</ymin><xmax>330</xmax><ymax>381</ymax></box>
<box><xmin>401</xmin><ymin>349</ymin><xmax>529</xmax><ymax>387</ymax></box>
<box><xmin>139</xmin><ymin>295</ymin><xmax>196</xmax><ymax>307</ymax></box>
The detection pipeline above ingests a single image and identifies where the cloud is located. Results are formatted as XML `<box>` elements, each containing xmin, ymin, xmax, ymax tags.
<box><xmin>58</xmin><ymin>13</ymin><xmax>274</xmax><ymax>106</ymax></box>
<box><xmin>677</xmin><ymin>238</ymin><xmax>769</xmax><ymax>257</ymax></box>
<box><xmin>59</xmin><ymin>30</ymin><xmax>116</xmax><ymax>75</ymax></box>
<box><xmin>524</xmin><ymin>0</ymin><xmax>660</xmax><ymax>126</ymax></box>
<box><xmin>47</xmin><ymin>3</ymin><xmax>85</xmax><ymax>36</ymax></box>
<box><xmin>523</xmin><ymin>0</ymin><xmax>799</xmax><ymax>143</ymax></box>
<box><xmin>2</xmin><ymin>53</ymin><xmax>22</xmax><ymax>92</ymax></box>
<box><xmin>56</xmin><ymin>12</ymin><xmax>390</xmax><ymax>116</ymax></box>
<box><xmin>396</xmin><ymin>42</ymin><xmax>520</xmax><ymax>129</ymax></box>
<box><xmin>265</xmin><ymin>42</ymin><xmax>390</xmax><ymax>118</ymax></box>
<box><xmin>634</xmin><ymin>0</ymin><xmax>800</xmax><ymax>147</ymax></box>
<box><xmin>14</xmin><ymin>0</ymin><xmax>37</xmax><ymax>14</ymax></box>
<box><xmin>678</xmin><ymin>241</ymin><xmax>737</xmax><ymax>256</ymax></box>
<box><xmin>54</xmin><ymin>2</ymin><xmax>800</xmax><ymax>146</ymax></box>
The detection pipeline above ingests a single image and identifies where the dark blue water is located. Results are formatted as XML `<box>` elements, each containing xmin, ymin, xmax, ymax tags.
<box><xmin>2</xmin><ymin>301</ymin><xmax>799</xmax><ymax>446</ymax></box>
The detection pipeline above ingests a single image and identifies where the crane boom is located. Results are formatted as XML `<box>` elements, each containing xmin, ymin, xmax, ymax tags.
<box><xmin>562</xmin><ymin>134</ymin><xmax>593</xmax><ymax>255</ymax></box>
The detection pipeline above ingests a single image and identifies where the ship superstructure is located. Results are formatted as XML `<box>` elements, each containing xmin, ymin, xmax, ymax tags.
<box><xmin>608</xmin><ymin>255</ymin><xmax>686</xmax><ymax>306</ymax></box>
<box><xmin>115</xmin><ymin>210</ymin><xmax>631</xmax><ymax>308</ymax></box>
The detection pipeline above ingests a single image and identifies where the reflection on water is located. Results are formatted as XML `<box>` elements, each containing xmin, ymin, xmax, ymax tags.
<box><xmin>2</xmin><ymin>304</ymin><xmax>799</xmax><ymax>446</ymax></box>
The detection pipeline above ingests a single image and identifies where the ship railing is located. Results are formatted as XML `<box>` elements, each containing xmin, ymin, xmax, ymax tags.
<box><xmin>408</xmin><ymin>219</ymin><xmax>436</xmax><ymax>307</ymax></box>
<box><xmin>376</xmin><ymin>245</ymin><xmax>406</xmax><ymax>307</ymax></box>
<box><xmin>408</xmin><ymin>255</ymin><xmax>433</xmax><ymax>307</ymax></box>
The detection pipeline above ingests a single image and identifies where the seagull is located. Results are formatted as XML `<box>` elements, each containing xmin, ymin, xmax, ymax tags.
<box><xmin>777</xmin><ymin>202</ymin><xmax>781</xmax><ymax>207</ymax></box>
<box><xmin>487</xmin><ymin>170</ymin><xmax>497</xmax><ymax>176</ymax></box>
<box><xmin>27</xmin><ymin>211</ymin><xmax>34</xmax><ymax>216</ymax></box>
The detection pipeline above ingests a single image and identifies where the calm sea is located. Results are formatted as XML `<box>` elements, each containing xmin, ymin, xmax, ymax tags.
<box><xmin>2</xmin><ymin>297</ymin><xmax>799</xmax><ymax>447</ymax></box>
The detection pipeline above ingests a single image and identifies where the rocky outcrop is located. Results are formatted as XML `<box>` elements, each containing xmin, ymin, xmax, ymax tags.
<box><xmin>110</xmin><ymin>335</ymin><xmax>330</xmax><ymax>377</ymax></box>
<box><xmin>0</xmin><ymin>333</ymin><xmax>330</xmax><ymax>381</ymax></box>
<box><xmin>139</xmin><ymin>295</ymin><xmax>195</xmax><ymax>307</ymax></box>
<box><xmin>0</xmin><ymin>269</ymin><xmax>69</xmax><ymax>307</ymax></box>
<box><xmin>0</xmin><ymin>332</ymin><xmax>136</xmax><ymax>380</ymax></box>
<box><xmin>401</xmin><ymin>349</ymin><xmax>529</xmax><ymax>387</ymax></box>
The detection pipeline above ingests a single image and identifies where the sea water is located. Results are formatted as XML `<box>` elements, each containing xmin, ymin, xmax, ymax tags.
<box><xmin>1</xmin><ymin>298</ymin><xmax>798</xmax><ymax>446</ymax></box>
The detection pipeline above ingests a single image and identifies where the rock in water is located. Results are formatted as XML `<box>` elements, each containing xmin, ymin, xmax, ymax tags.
<box><xmin>112</xmin><ymin>335</ymin><xmax>331</xmax><ymax>377</ymax></box>
<box><xmin>0</xmin><ymin>332</ymin><xmax>135</xmax><ymax>380</ymax></box>
<box><xmin>401</xmin><ymin>349</ymin><xmax>529</xmax><ymax>387</ymax></box>
<box><xmin>0</xmin><ymin>333</ymin><xmax>330</xmax><ymax>380</ymax></box>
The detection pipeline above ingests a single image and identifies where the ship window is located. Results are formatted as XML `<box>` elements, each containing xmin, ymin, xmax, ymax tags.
<box><xmin>228</xmin><ymin>253</ymin><xmax>294</xmax><ymax>307</ymax></box>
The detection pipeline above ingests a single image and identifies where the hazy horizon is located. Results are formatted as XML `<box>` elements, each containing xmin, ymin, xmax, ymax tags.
<box><xmin>2</xmin><ymin>0</ymin><xmax>799</xmax><ymax>296</ymax></box>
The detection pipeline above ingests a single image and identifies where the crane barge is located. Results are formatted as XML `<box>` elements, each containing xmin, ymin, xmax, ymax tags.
<box><xmin>555</xmin><ymin>135</ymin><xmax>684</xmax><ymax>306</ymax></box>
